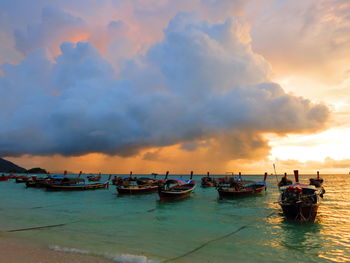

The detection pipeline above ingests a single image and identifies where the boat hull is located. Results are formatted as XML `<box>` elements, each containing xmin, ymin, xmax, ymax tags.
<box><xmin>158</xmin><ymin>185</ymin><xmax>195</xmax><ymax>201</ymax></box>
<box><xmin>15</xmin><ymin>177</ymin><xmax>30</xmax><ymax>183</ymax></box>
<box><xmin>88</xmin><ymin>176</ymin><xmax>101</xmax><ymax>182</ymax></box>
<box><xmin>279</xmin><ymin>202</ymin><xmax>319</xmax><ymax>222</ymax></box>
<box><xmin>218</xmin><ymin>186</ymin><xmax>265</xmax><ymax>198</ymax></box>
<box><xmin>26</xmin><ymin>180</ymin><xmax>47</xmax><ymax>188</ymax></box>
<box><xmin>0</xmin><ymin>176</ymin><xmax>10</xmax><ymax>181</ymax></box>
<box><xmin>45</xmin><ymin>182</ymin><xmax>109</xmax><ymax>191</ymax></box>
<box><xmin>117</xmin><ymin>185</ymin><xmax>158</xmax><ymax>194</ymax></box>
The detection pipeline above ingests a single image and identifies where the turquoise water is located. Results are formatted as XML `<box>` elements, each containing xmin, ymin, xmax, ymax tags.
<box><xmin>0</xmin><ymin>174</ymin><xmax>349</xmax><ymax>263</ymax></box>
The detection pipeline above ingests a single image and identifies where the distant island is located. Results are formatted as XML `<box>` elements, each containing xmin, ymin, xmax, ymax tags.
<box><xmin>0</xmin><ymin>158</ymin><xmax>47</xmax><ymax>174</ymax></box>
<box><xmin>26</xmin><ymin>167</ymin><xmax>48</xmax><ymax>174</ymax></box>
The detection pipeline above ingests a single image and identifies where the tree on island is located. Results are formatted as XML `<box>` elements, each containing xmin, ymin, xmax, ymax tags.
<box><xmin>27</xmin><ymin>167</ymin><xmax>48</xmax><ymax>174</ymax></box>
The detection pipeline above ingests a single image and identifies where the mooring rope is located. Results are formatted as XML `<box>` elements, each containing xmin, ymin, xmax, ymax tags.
<box><xmin>3</xmin><ymin>205</ymin><xmax>158</xmax><ymax>233</ymax></box>
<box><xmin>6</xmin><ymin>220</ymin><xmax>81</xmax><ymax>233</ymax></box>
<box><xmin>163</xmin><ymin>211</ymin><xmax>276</xmax><ymax>263</ymax></box>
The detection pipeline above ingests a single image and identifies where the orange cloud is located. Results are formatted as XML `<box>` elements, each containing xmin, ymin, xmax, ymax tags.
<box><xmin>69</xmin><ymin>32</ymin><xmax>90</xmax><ymax>44</ymax></box>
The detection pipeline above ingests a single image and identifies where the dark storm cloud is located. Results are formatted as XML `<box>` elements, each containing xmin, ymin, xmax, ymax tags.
<box><xmin>0</xmin><ymin>10</ymin><xmax>329</xmax><ymax>159</ymax></box>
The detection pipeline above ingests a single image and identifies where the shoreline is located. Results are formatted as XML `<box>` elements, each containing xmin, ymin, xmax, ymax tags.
<box><xmin>0</xmin><ymin>235</ymin><xmax>114</xmax><ymax>263</ymax></box>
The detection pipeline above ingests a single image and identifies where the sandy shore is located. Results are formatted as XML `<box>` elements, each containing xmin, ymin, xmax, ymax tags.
<box><xmin>0</xmin><ymin>236</ymin><xmax>114</xmax><ymax>263</ymax></box>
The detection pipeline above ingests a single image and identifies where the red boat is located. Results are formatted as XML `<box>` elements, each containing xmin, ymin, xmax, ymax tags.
<box><xmin>0</xmin><ymin>174</ymin><xmax>11</xmax><ymax>181</ymax></box>
<box><xmin>158</xmin><ymin>171</ymin><xmax>196</xmax><ymax>201</ymax></box>
<box><xmin>87</xmin><ymin>174</ymin><xmax>102</xmax><ymax>182</ymax></box>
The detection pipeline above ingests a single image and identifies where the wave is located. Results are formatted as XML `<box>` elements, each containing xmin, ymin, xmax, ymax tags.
<box><xmin>49</xmin><ymin>245</ymin><xmax>158</xmax><ymax>263</ymax></box>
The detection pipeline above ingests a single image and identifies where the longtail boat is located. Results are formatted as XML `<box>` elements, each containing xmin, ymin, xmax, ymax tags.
<box><xmin>137</xmin><ymin>176</ymin><xmax>158</xmax><ymax>185</ymax></box>
<box><xmin>15</xmin><ymin>175</ymin><xmax>31</xmax><ymax>183</ymax></box>
<box><xmin>158</xmin><ymin>171</ymin><xmax>196</xmax><ymax>201</ymax></box>
<box><xmin>309</xmin><ymin>171</ymin><xmax>324</xmax><ymax>188</ymax></box>
<box><xmin>217</xmin><ymin>172</ymin><xmax>267</xmax><ymax>198</ymax></box>
<box><xmin>112</xmin><ymin>176</ymin><xmax>123</xmax><ymax>185</ymax></box>
<box><xmin>87</xmin><ymin>173</ymin><xmax>101</xmax><ymax>182</ymax></box>
<box><xmin>45</xmin><ymin>172</ymin><xmax>110</xmax><ymax>191</ymax></box>
<box><xmin>112</xmin><ymin>171</ymin><xmax>137</xmax><ymax>186</ymax></box>
<box><xmin>0</xmin><ymin>174</ymin><xmax>11</xmax><ymax>181</ymax></box>
<box><xmin>117</xmin><ymin>183</ymin><xmax>159</xmax><ymax>194</ymax></box>
<box><xmin>278</xmin><ymin>170</ymin><xmax>325</xmax><ymax>222</ymax></box>
<box><xmin>26</xmin><ymin>175</ymin><xmax>51</xmax><ymax>188</ymax></box>
<box><xmin>45</xmin><ymin>181</ymin><xmax>109</xmax><ymax>191</ymax></box>
<box><xmin>201</xmin><ymin>172</ymin><xmax>217</xmax><ymax>187</ymax></box>
<box><xmin>278</xmin><ymin>173</ymin><xmax>293</xmax><ymax>188</ymax></box>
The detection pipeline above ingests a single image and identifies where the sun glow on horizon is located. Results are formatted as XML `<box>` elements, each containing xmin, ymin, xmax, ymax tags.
<box><xmin>268</xmin><ymin>127</ymin><xmax>350</xmax><ymax>162</ymax></box>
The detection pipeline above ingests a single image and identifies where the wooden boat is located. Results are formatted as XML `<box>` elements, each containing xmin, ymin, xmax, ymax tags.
<box><xmin>309</xmin><ymin>171</ymin><xmax>324</xmax><ymax>188</ymax></box>
<box><xmin>87</xmin><ymin>173</ymin><xmax>101</xmax><ymax>182</ymax></box>
<box><xmin>158</xmin><ymin>171</ymin><xmax>196</xmax><ymax>201</ymax></box>
<box><xmin>26</xmin><ymin>176</ymin><xmax>51</xmax><ymax>188</ymax></box>
<box><xmin>0</xmin><ymin>174</ymin><xmax>11</xmax><ymax>181</ymax></box>
<box><xmin>117</xmin><ymin>183</ymin><xmax>159</xmax><ymax>194</ymax></box>
<box><xmin>278</xmin><ymin>170</ymin><xmax>324</xmax><ymax>222</ymax></box>
<box><xmin>15</xmin><ymin>175</ymin><xmax>31</xmax><ymax>183</ymax></box>
<box><xmin>45</xmin><ymin>172</ymin><xmax>110</xmax><ymax>191</ymax></box>
<box><xmin>137</xmin><ymin>175</ymin><xmax>158</xmax><ymax>185</ymax></box>
<box><xmin>45</xmin><ymin>180</ymin><xmax>109</xmax><ymax>191</ymax></box>
<box><xmin>278</xmin><ymin>173</ymin><xmax>293</xmax><ymax>187</ymax></box>
<box><xmin>112</xmin><ymin>171</ymin><xmax>138</xmax><ymax>186</ymax></box>
<box><xmin>217</xmin><ymin>173</ymin><xmax>267</xmax><ymax>198</ymax></box>
<box><xmin>112</xmin><ymin>176</ymin><xmax>122</xmax><ymax>185</ymax></box>
<box><xmin>112</xmin><ymin>176</ymin><xmax>134</xmax><ymax>186</ymax></box>
<box><xmin>201</xmin><ymin>172</ymin><xmax>217</xmax><ymax>187</ymax></box>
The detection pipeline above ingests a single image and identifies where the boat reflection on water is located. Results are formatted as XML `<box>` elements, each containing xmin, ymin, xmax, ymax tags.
<box><xmin>266</xmin><ymin>212</ymin><xmax>324</xmax><ymax>254</ymax></box>
<box><xmin>279</xmin><ymin>220</ymin><xmax>323</xmax><ymax>252</ymax></box>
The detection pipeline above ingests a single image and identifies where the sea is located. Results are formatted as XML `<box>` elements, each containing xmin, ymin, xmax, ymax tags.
<box><xmin>0</xmin><ymin>174</ymin><xmax>349</xmax><ymax>263</ymax></box>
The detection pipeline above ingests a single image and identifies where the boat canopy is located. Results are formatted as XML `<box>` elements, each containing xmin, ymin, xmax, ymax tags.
<box><xmin>51</xmin><ymin>176</ymin><xmax>64</xmax><ymax>179</ymax></box>
<box><xmin>166</xmin><ymin>179</ymin><xmax>191</xmax><ymax>185</ymax></box>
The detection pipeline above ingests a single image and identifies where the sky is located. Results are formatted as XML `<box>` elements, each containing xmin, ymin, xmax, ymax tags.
<box><xmin>0</xmin><ymin>0</ymin><xmax>349</xmax><ymax>174</ymax></box>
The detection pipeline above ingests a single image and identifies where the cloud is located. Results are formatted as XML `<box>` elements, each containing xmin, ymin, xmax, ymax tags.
<box><xmin>0</xmin><ymin>9</ymin><xmax>329</xmax><ymax>163</ymax></box>
<box><xmin>14</xmin><ymin>7</ymin><xmax>89</xmax><ymax>56</ymax></box>
<box><xmin>278</xmin><ymin>157</ymin><xmax>350</xmax><ymax>171</ymax></box>
<box><xmin>248</xmin><ymin>0</ymin><xmax>350</xmax><ymax>83</ymax></box>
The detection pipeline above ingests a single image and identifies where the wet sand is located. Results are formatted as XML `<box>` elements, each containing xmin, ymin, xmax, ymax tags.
<box><xmin>0</xmin><ymin>236</ymin><xmax>113</xmax><ymax>263</ymax></box>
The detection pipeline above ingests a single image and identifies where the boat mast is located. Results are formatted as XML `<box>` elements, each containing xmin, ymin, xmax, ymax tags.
<box><xmin>294</xmin><ymin>170</ymin><xmax>299</xmax><ymax>183</ymax></box>
<box><xmin>273</xmin><ymin>164</ymin><xmax>279</xmax><ymax>189</ymax></box>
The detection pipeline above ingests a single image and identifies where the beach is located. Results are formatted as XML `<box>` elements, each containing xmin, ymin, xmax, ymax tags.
<box><xmin>0</xmin><ymin>236</ymin><xmax>112</xmax><ymax>263</ymax></box>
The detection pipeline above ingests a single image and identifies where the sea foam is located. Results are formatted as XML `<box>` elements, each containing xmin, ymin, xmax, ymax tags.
<box><xmin>49</xmin><ymin>245</ymin><xmax>158</xmax><ymax>263</ymax></box>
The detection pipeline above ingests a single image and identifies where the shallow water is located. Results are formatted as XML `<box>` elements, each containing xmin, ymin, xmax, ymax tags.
<box><xmin>0</xmin><ymin>174</ymin><xmax>349</xmax><ymax>263</ymax></box>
